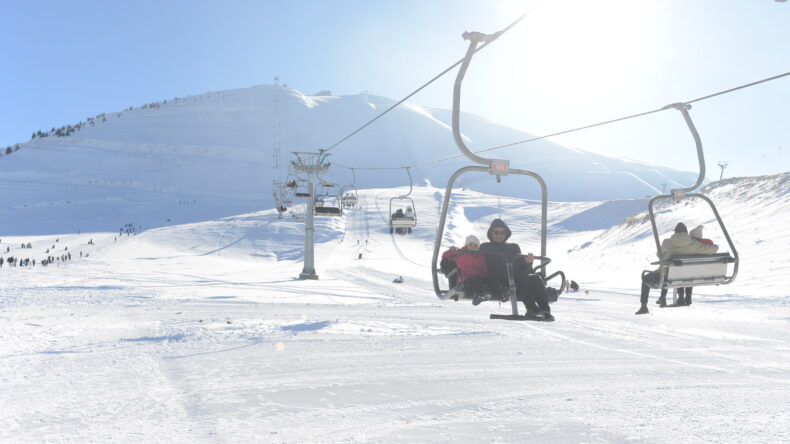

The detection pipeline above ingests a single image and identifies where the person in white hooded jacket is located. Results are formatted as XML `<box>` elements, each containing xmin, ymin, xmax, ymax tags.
<box><xmin>636</xmin><ymin>223</ymin><xmax>718</xmax><ymax>314</ymax></box>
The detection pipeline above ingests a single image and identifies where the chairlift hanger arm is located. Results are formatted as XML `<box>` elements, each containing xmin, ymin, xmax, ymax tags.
<box><xmin>452</xmin><ymin>32</ymin><xmax>504</xmax><ymax>168</ymax></box>
<box><xmin>662</xmin><ymin>103</ymin><xmax>705</xmax><ymax>194</ymax></box>
<box><xmin>399</xmin><ymin>167</ymin><xmax>414</xmax><ymax>198</ymax></box>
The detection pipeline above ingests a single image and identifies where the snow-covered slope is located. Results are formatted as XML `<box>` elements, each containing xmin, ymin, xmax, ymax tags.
<box><xmin>1</xmin><ymin>171</ymin><xmax>787</xmax><ymax>442</ymax></box>
<box><xmin>0</xmin><ymin>84</ymin><xmax>699</xmax><ymax>236</ymax></box>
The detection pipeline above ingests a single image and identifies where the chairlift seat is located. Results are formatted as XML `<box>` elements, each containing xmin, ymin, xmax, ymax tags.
<box><xmin>646</xmin><ymin>253</ymin><xmax>735</xmax><ymax>289</ymax></box>
<box><xmin>315</xmin><ymin>206</ymin><xmax>341</xmax><ymax>216</ymax></box>
<box><xmin>439</xmin><ymin>267</ymin><xmax>508</xmax><ymax>302</ymax></box>
<box><xmin>295</xmin><ymin>192</ymin><xmax>310</xmax><ymax>198</ymax></box>
<box><xmin>390</xmin><ymin>216</ymin><xmax>416</xmax><ymax>228</ymax></box>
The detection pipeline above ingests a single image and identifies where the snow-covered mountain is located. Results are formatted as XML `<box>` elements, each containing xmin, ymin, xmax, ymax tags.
<box><xmin>0</xmin><ymin>84</ymin><xmax>698</xmax><ymax>235</ymax></box>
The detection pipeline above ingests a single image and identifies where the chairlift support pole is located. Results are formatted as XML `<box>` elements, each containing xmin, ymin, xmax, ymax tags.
<box><xmin>292</xmin><ymin>150</ymin><xmax>331</xmax><ymax>280</ymax></box>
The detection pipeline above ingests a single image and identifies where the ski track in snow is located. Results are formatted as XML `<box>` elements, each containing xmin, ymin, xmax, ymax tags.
<box><xmin>1</xmin><ymin>182</ymin><xmax>789</xmax><ymax>443</ymax></box>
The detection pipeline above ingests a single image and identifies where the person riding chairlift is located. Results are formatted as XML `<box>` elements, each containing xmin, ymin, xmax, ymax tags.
<box><xmin>441</xmin><ymin>235</ymin><xmax>498</xmax><ymax>305</ymax></box>
<box><xmin>480</xmin><ymin>219</ymin><xmax>554</xmax><ymax>321</ymax></box>
<box><xmin>636</xmin><ymin>222</ymin><xmax>719</xmax><ymax>314</ymax></box>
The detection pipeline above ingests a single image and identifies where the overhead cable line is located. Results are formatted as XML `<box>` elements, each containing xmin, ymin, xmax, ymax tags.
<box><xmin>334</xmin><ymin>70</ymin><xmax>790</xmax><ymax>172</ymax></box>
<box><xmin>686</xmin><ymin>71</ymin><xmax>790</xmax><ymax>104</ymax></box>
<box><xmin>323</xmin><ymin>4</ymin><xmax>543</xmax><ymax>154</ymax></box>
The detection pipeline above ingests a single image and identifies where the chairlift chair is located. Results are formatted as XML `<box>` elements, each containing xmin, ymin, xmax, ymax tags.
<box><xmin>643</xmin><ymin>103</ymin><xmax>739</xmax><ymax>307</ymax></box>
<box><xmin>388</xmin><ymin>167</ymin><xmax>417</xmax><ymax>234</ymax></box>
<box><xmin>313</xmin><ymin>191</ymin><xmax>342</xmax><ymax>217</ymax></box>
<box><xmin>341</xmin><ymin>184</ymin><xmax>358</xmax><ymax>208</ymax></box>
<box><xmin>431</xmin><ymin>30</ymin><xmax>566</xmax><ymax>321</ymax></box>
<box><xmin>341</xmin><ymin>169</ymin><xmax>360</xmax><ymax>208</ymax></box>
<box><xmin>342</xmin><ymin>193</ymin><xmax>358</xmax><ymax>208</ymax></box>
<box><xmin>389</xmin><ymin>197</ymin><xmax>416</xmax><ymax>234</ymax></box>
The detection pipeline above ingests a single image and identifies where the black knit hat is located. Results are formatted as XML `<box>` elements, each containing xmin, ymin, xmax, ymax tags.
<box><xmin>675</xmin><ymin>222</ymin><xmax>688</xmax><ymax>234</ymax></box>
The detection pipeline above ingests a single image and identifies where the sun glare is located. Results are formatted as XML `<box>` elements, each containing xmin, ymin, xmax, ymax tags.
<box><xmin>495</xmin><ymin>0</ymin><xmax>664</xmax><ymax>118</ymax></box>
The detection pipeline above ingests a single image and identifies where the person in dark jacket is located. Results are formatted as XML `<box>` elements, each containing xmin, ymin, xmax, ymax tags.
<box><xmin>479</xmin><ymin>219</ymin><xmax>554</xmax><ymax>321</ymax></box>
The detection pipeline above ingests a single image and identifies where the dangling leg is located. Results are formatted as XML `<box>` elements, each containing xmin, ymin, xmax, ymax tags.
<box><xmin>676</xmin><ymin>287</ymin><xmax>686</xmax><ymax>306</ymax></box>
<box><xmin>514</xmin><ymin>266</ymin><xmax>540</xmax><ymax>315</ymax></box>
<box><xmin>465</xmin><ymin>276</ymin><xmax>491</xmax><ymax>306</ymax></box>
<box><xmin>485</xmin><ymin>256</ymin><xmax>510</xmax><ymax>297</ymax></box>
<box><xmin>685</xmin><ymin>287</ymin><xmax>693</xmax><ymax>305</ymax></box>
<box><xmin>636</xmin><ymin>282</ymin><xmax>650</xmax><ymax>314</ymax></box>
<box><xmin>527</xmin><ymin>274</ymin><xmax>554</xmax><ymax>321</ymax></box>
<box><xmin>656</xmin><ymin>288</ymin><xmax>668</xmax><ymax>307</ymax></box>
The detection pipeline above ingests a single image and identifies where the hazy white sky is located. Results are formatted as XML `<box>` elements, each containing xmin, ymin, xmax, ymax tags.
<box><xmin>2</xmin><ymin>0</ymin><xmax>787</xmax><ymax>178</ymax></box>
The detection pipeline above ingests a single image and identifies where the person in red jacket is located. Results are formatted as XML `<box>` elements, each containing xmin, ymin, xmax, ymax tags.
<box><xmin>690</xmin><ymin>225</ymin><xmax>714</xmax><ymax>245</ymax></box>
<box><xmin>441</xmin><ymin>235</ymin><xmax>496</xmax><ymax>305</ymax></box>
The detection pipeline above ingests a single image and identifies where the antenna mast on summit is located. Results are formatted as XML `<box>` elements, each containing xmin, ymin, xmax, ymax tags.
<box><xmin>272</xmin><ymin>77</ymin><xmax>282</xmax><ymax>172</ymax></box>
<box><xmin>717</xmin><ymin>161</ymin><xmax>729</xmax><ymax>181</ymax></box>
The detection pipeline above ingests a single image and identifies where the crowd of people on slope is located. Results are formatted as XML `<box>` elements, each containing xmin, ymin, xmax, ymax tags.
<box><xmin>1</xmin><ymin>222</ymin><xmax>142</xmax><ymax>269</ymax></box>
<box><xmin>1</xmin><ymin>234</ymin><xmax>92</xmax><ymax>269</ymax></box>
<box><xmin>0</xmin><ymin>224</ymin><xmax>145</xmax><ymax>269</ymax></box>
<box><xmin>120</xmin><ymin>223</ymin><xmax>141</xmax><ymax>237</ymax></box>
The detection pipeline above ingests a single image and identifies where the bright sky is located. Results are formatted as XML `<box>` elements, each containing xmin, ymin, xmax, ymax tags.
<box><xmin>2</xmin><ymin>0</ymin><xmax>788</xmax><ymax>178</ymax></box>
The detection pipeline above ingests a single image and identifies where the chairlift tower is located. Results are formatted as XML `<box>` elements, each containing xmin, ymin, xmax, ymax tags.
<box><xmin>272</xmin><ymin>91</ymin><xmax>282</xmax><ymax>171</ymax></box>
<box><xmin>291</xmin><ymin>150</ymin><xmax>331</xmax><ymax>280</ymax></box>
<box><xmin>717</xmin><ymin>161</ymin><xmax>729</xmax><ymax>181</ymax></box>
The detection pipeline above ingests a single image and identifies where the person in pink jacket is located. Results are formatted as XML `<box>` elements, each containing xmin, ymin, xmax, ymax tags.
<box><xmin>442</xmin><ymin>235</ymin><xmax>497</xmax><ymax>305</ymax></box>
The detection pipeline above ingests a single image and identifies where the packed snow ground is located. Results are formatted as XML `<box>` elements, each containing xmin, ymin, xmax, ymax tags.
<box><xmin>1</xmin><ymin>175</ymin><xmax>789</xmax><ymax>443</ymax></box>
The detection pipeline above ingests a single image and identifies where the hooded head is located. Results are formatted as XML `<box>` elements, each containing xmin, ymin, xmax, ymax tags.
<box><xmin>674</xmin><ymin>222</ymin><xmax>688</xmax><ymax>234</ymax></box>
<box><xmin>487</xmin><ymin>218</ymin><xmax>511</xmax><ymax>242</ymax></box>
<box><xmin>690</xmin><ymin>225</ymin><xmax>703</xmax><ymax>239</ymax></box>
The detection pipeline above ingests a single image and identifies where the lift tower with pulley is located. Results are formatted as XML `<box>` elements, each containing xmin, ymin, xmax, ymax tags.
<box><xmin>291</xmin><ymin>150</ymin><xmax>331</xmax><ymax>280</ymax></box>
